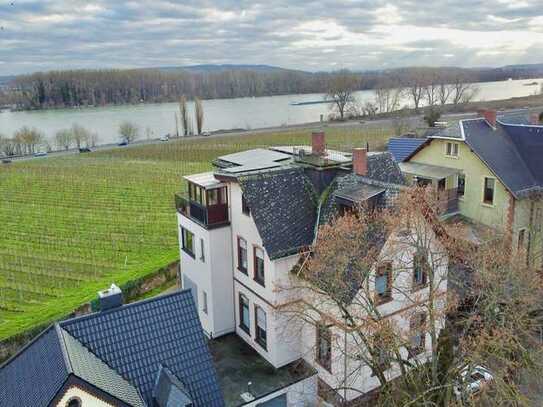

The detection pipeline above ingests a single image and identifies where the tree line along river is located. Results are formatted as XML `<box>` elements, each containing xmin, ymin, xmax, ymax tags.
<box><xmin>0</xmin><ymin>78</ymin><xmax>541</xmax><ymax>146</ymax></box>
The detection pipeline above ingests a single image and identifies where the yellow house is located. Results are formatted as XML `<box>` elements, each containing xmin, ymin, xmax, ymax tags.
<box><xmin>396</xmin><ymin>110</ymin><xmax>543</xmax><ymax>269</ymax></box>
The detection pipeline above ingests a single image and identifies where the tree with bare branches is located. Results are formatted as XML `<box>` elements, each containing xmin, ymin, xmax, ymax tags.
<box><xmin>195</xmin><ymin>97</ymin><xmax>204</xmax><ymax>135</ymax></box>
<box><xmin>179</xmin><ymin>96</ymin><xmax>188</xmax><ymax>137</ymax></box>
<box><xmin>326</xmin><ymin>70</ymin><xmax>359</xmax><ymax>120</ymax></box>
<box><xmin>279</xmin><ymin>187</ymin><xmax>543</xmax><ymax>406</ymax></box>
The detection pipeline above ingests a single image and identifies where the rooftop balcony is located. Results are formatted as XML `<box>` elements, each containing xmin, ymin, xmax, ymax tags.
<box><xmin>175</xmin><ymin>192</ymin><xmax>229</xmax><ymax>228</ymax></box>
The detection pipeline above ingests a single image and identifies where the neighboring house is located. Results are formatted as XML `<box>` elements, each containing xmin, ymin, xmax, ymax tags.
<box><xmin>176</xmin><ymin>132</ymin><xmax>449</xmax><ymax>405</ymax></box>
<box><xmin>397</xmin><ymin>110</ymin><xmax>543</xmax><ymax>269</ymax></box>
<box><xmin>0</xmin><ymin>287</ymin><xmax>224</xmax><ymax>407</ymax></box>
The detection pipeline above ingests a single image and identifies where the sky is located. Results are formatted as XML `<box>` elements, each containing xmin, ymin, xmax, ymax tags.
<box><xmin>0</xmin><ymin>0</ymin><xmax>542</xmax><ymax>76</ymax></box>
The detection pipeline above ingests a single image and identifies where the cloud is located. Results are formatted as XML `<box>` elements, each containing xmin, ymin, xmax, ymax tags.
<box><xmin>0</xmin><ymin>0</ymin><xmax>542</xmax><ymax>75</ymax></box>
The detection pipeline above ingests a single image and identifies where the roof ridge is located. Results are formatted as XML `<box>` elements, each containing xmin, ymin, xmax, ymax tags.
<box><xmin>55</xmin><ymin>324</ymin><xmax>74</xmax><ymax>374</ymax></box>
<box><xmin>60</xmin><ymin>289</ymin><xmax>188</xmax><ymax>327</ymax></box>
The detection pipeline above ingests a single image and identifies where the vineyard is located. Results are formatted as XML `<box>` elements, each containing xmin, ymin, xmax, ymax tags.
<box><xmin>0</xmin><ymin>126</ymin><xmax>391</xmax><ymax>340</ymax></box>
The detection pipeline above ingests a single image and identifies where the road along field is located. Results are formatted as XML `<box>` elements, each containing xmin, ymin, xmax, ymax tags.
<box><xmin>0</xmin><ymin>126</ymin><xmax>391</xmax><ymax>340</ymax></box>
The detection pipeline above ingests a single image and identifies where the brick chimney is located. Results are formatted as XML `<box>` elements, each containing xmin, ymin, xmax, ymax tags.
<box><xmin>478</xmin><ymin>109</ymin><xmax>497</xmax><ymax>127</ymax></box>
<box><xmin>352</xmin><ymin>148</ymin><xmax>367</xmax><ymax>176</ymax></box>
<box><xmin>530</xmin><ymin>113</ymin><xmax>540</xmax><ymax>125</ymax></box>
<box><xmin>311</xmin><ymin>131</ymin><xmax>325</xmax><ymax>156</ymax></box>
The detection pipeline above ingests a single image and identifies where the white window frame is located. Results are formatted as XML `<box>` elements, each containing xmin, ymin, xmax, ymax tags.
<box><xmin>199</xmin><ymin>238</ymin><xmax>205</xmax><ymax>262</ymax></box>
<box><xmin>445</xmin><ymin>142</ymin><xmax>459</xmax><ymax>158</ymax></box>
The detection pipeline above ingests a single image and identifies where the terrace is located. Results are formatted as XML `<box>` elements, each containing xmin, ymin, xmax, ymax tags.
<box><xmin>175</xmin><ymin>172</ymin><xmax>229</xmax><ymax>229</ymax></box>
<box><xmin>399</xmin><ymin>161</ymin><xmax>461</xmax><ymax>216</ymax></box>
<box><xmin>209</xmin><ymin>334</ymin><xmax>316</xmax><ymax>406</ymax></box>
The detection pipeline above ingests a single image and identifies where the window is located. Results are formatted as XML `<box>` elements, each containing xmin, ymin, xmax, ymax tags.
<box><xmin>242</xmin><ymin>193</ymin><xmax>251</xmax><ymax>215</ymax></box>
<box><xmin>375</xmin><ymin>262</ymin><xmax>392</xmax><ymax>303</ymax></box>
<box><xmin>66</xmin><ymin>397</ymin><xmax>82</xmax><ymax>407</ymax></box>
<box><xmin>207</xmin><ymin>188</ymin><xmax>219</xmax><ymax>205</ymax></box>
<box><xmin>254</xmin><ymin>246</ymin><xmax>265</xmax><ymax>286</ymax></box>
<box><xmin>446</xmin><ymin>142</ymin><xmax>459</xmax><ymax>157</ymax></box>
<box><xmin>457</xmin><ymin>174</ymin><xmax>465</xmax><ymax>197</ymax></box>
<box><xmin>189</xmin><ymin>182</ymin><xmax>205</xmax><ymax>205</ymax></box>
<box><xmin>483</xmin><ymin>177</ymin><xmax>495</xmax><ymax>205</ymax></box>
<box><xmin>239</xmin><ymin>294</ymin><xmax>250</xmax><ymax>334</ymax></box>
<box><xmin>518</xmin><ymin>229</ymin><xmax>526</xmax><ymax>251</ymax></box>
<box><xmin>202</xmin><ymin>291</ymin><xmax>208</xmax><ymax>314</ymax></box>
<box><xmin>413</xmin><ymin>252</ymin><xmax>429</xmax><ymax>289</ymax></box>
<box><xmin>255</xmin><ymin>305</ymin><xmax>267</xmax><ymax>349</ymax></box>
<box><xmin>237</xmin><ymin>237</ymin><xmax>248</xmax><ymax>273</ymax></box>
<box><xmin>199</xmin><ymin>238</ymin><xmax>205</xmax><ymax>262</ymax></box>
<box><xmin>408</xmin><ymin>313</ymin><xmax>426</xmax><ymax>357</ymax></box>
<box><xmin>181</xmin><ymin>227</ymin><xmax>195</xmax><ymax>257</ymax></box>
<box><xmin>316</xmin><ymin>323</ymin><xmax>332</xmax><ymax>372</ymax></box>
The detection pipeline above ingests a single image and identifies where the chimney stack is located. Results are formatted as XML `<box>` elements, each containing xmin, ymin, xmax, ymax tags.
<box><xmin>530</xmin><ymin>113</ymin><xmax>540</xmax><ymax>125</ymax></box>
<box><xmin>352</xmin><ymin>148</ymin><xmax>367</xmax><ymax>176</ymax></box>
<box><xmin>311</xmin><ymin>131</ymin><xmax>325</xmax><ymax>156</ymax></box>
<box><xmin>478</xmin><ymin>109</ymin><xmax>497</xmax><ymax>127</ymax></box>
<box><xmin>98</xmin><ymin>284</ymin><xmax>123</xmax><ymax>311</ymax></box>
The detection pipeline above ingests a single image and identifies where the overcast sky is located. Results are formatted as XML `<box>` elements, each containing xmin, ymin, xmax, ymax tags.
<box><xmin>1</xmin><ymin>0</ymin><xmax>542</xmax><ymax>75</ymax></box>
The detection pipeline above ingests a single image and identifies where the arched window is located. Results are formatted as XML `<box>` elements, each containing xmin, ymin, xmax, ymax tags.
<box><xmin>66</xmin><ymin>396</ymin><xmax>82</xmax><ymax>407</ymax></box>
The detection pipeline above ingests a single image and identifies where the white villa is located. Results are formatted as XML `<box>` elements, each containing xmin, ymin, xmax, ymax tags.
<box><xmin>176</xmin><ymin>132</ymin><xmax>449</xmax><ymax>406</ymax></box>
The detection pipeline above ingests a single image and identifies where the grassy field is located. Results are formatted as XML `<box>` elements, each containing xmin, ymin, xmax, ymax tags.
<box><xmin>0</xmin><ymin>126</ymin><xmax>391</xmax><ymax>340</ymax></box>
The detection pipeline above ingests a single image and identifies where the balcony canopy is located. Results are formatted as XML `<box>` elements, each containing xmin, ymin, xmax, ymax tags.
<box><xmin>399</xmin><ymin>162</ymin><xmax>461</xmax><ymax>180</ymax></box>
<box><xmin>184</xmin><ymin>172</ymin><xmax>225</xmax><ymax>189</ymax></box>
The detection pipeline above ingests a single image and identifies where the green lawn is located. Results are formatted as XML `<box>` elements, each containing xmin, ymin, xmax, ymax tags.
<box><xmin>0</xmin><ymin>126</ymin><xmax>391</xmax><ymax>340</ymax></box>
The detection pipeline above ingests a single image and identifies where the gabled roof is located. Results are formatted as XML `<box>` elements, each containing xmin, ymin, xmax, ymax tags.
<box><xmin>239</xmin><ymin>167</ymin><xmax>318</xmax><ymax>259</ymax></box>
<box><xmin>405</xmin><ymin>114</ymin><xmax>543</xmax><ymax>198</ymax></box>
<box><xmin>387</xmin><ymin>138</ymin><xmax>427</xmax><ymax>162</ymax></box>
<box><xmin>0</xmin><ymin>324</ymin><xmax>144</xmax><ymax>407</ymax></box>
<box><xmin>1</xmin><ymin>290</ymin><xmax>224</xmax><ymax>407</ymax></box>
<box><xmin>60</xmin><ymin>290</ymin><xmax>224</xmax><ymax>407</ymax></box>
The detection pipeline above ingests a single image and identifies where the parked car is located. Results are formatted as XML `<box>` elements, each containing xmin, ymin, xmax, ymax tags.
<box><xmin>201</xmin><ymin>131</ymin><xmax>211</xmax><ymax>137</ymax></box>
<box><xmin>454</xmin><ymin>365</ymin><xmax>494</xmax><ymax>400</ymax></box>
<box><xmin>79</xmin><ymin>147</ymin><xmax>92</xmax><ymax>153</ymax></box>
<box><xmin>33</xmin><ymin>152</ymin><xmax>47</xmax><ymax>157</ymax></box>
<box><xmin>159</xmin><ymin>134</ymin><xmax>169</xmax><ymax>142</ymax></box>
<box><xmin>118</xmin><ymin>140</ymin><xmax>128</xmax><ymax>146</ymax></box>
<box><xmin>2</xmin><ymin>159</ymin><xmax>11</xmax><ymax>164</ymax></box>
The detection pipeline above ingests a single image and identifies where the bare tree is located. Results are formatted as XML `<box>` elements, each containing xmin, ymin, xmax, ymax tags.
<box><xmin>195</xmin><ymin>97</ymin><xmax>204</xmax><ymax>135</ymax></box>
<box><xmin>118</xmin><ymin>121</ymin><xmax>139</xmax><ymax>144</ymax></box>
<box><xmin>374</xmin><ymin>78</ymin><xmax>403</xmax><ymax>114</ymax></box>
<box><xmin>405</xmin><ymin>70</ymin><xmax>427</xmax><ymax>111</ymax></box>
<box><xmin>450</xmin><ymin>74</ymin><xmax>479</xmax><ymax>105</ymax></box>
<box><xmin>424</xmin><ymin>71</ymin><xmax>440</xmax><ymax>108</ymax></box>
<box><xmin>325</xmin><ymin>70</ymin><xmax>359</xmax><ymax>120</ymax></box>
<box><xmin>14</xmin><ymin>126</ymin><xmax>44</xmax><ymax>154</ymax></box>
<box><xmin>55</xmin><ymin>129</ymin><xmax>73</xmax><ymax>150</ymax></box>
<box><xmin>71</xmin><ymin>124</ymin><xmax>91</xmax><ymax>149</ymax></box>
<box><xmin>279</xmin><ymin>187</ymin><xmax>543</xmax><ymax>406</ymax></box>
<box><xmin>179</xmin><ymin>96</ymin><xmax>188</xmax><ymax>137</ymax></box>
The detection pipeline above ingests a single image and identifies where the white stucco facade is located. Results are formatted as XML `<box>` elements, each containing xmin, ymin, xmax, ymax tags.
<box><xmin>177</xmin><ymin>212</ymin><xmax>235</xmax><ymax>338</ymax></box>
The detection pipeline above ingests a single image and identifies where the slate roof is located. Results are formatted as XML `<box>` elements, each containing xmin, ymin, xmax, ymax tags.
<box><xmin>1</xmin><ymin>290</ymin><xmax>224</xmax><ymax>407</ymax></box>
<box><xmin>239</xmin><ymin>167</ymin><xmax>318</xmax><ymax>259</ymax></box>
<box><xmin>60</xmin><ymin>290</ymin><xmax>224</xmax><ymax>407</ymax></box>
<box><xmin>387</xmin><ymin>137</ymin><xmax>427</xmax><ymax>162</ymax></box>
<box><xmin>0</xmin><ymin>326</ymin><xmax>69</xmax><ymax>407</ymax></box>
<box><xmin>365</xmin><ymin>152</ymin><xmax>407</xmax><ymax>185</ymax></box>
<box><xmin>462</xmin><ymin>119</ymin><xmax>543</xmax><ymax>197</ymax></box>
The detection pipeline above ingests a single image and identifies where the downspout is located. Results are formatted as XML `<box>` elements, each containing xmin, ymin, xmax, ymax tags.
<box><xmin>344</xmin><ymin>328</ymin><xmax>348</xmax><ymax>404</ymax></box>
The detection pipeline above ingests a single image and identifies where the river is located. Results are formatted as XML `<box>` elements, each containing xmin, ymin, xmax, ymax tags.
<box><xmin>0</xmin><ymin>78</ymin><xmax>541</xmax><ymax>146</ymax></box>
